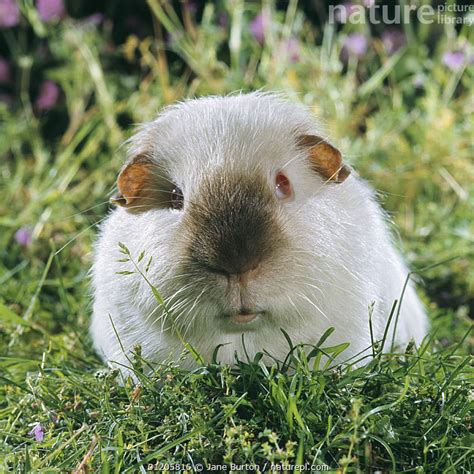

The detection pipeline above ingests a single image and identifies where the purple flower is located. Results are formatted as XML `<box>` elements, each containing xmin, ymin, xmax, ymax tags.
<box><xmin>381</xmin><ymin>29</ymin><xmax>406</xmax><ymax>55</ymax></box>
<box><xmin>183</xmin><ymin>0</ymin><xmax>197</xmax><ymax>15</ymax></box>
<box><xmin>280</xmin><ymin>37</ymin><xmax>300</xmax><ymax>63</ymax></box>
<box><xmin>442</xmin><ymin>50</ymin><xmax>466</xmax><ymax>72</ymax></box>
<box><xmin>0</xmin><ymin>0</ymin><xmax>20</xmax><ymax>28</ymax></box>
<box><xmin>35</xmin><ymin>80</ymin><xmax>60</xmax><ymax>111</ymax></box>
<box><xmin>15</xmin><ymin>227</ymin><xmax>32</xmax><ymax>246</ymax></box>
<box><xmin>29</xmin><ymin>423</ymin><xmax>44</xmax><ymax>442</ymax></box>
<box><xmin>37</xmin><ymin>0</ymin><xmax>65</xmax><ymax>23</ymax></box>
<box><xmin>250</xmin><ymin>12</ymin><xmax>270</xmax><ymax>45</ymax></box>
<box><xmin>83</xmin><ymin>13</ymin><xmax>105</xmax><ymax>26</ymax></box>
<box><xmin>218</xmin><ymin>12</ymin><xmax>228</xmax><ymax>28</ymax></box>
<box><xmin>342</xmin><ymin>33</ymin><xmax>368</xmax><ymax>60</ymax></box>
<box><xmin>0</xmin><ymin>56</ymin><xmax>11</xmax><ymax>82</ymax></box>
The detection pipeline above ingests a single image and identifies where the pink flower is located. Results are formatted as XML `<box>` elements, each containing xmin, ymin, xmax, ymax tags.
<box><xmin>0</xmin><ymin>56</ymin><xmax>11</xmax><ymax>82</ymax></box>
<box><xmin>37</xmin><ymin>0</ymin><xmax>65</xmax><ymax>23</ymax></box>
<box><xmin>15</xmin><ymin>227</ymin><xmax>32</xmax><ymax>246</ymax></box>
<box><xmin>341</xmin><ymin>33</ymin><xmax>368</xmax><ymax>60</ymax></box>
<box><xmin>29</xmin><ymin>423</ymin><xmax>44</xmax><ymax>442</ymax></box>
<box><xmin>442</xmin><ymin>50</ymin><xmax>466</xmax><ymax>72</ymax></box>
<box><xmin>83</xmin><ymin>13</ymin><xmax>105</xmax><ymax>26</ymax></box>
<box><xmin>0</xmin><ymin>0</ymin><xmax>20</xmax><ymax>28</ymax></box>
<box><xmin>35</xmin><ymin>80</ymin><xmax>60</xmax><ymax>111</ymax></box>
<box><xmin>280</xmin><ymin>37</ymin><xmax>300</xmax><ymax>63</ymax></box>
<box><xmin>250</xmin><ymin>12</ymin><xmax>270</xmax><ymax>45</ymax></box>
<box><xmin>381</xmin><ymin>29</ymin><xmax>406</xmax><ymax>55</ymax></box>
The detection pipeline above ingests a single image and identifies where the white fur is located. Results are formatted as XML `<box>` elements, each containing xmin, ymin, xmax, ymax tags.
<box><xmin>91</xmin><ymin>92</ymin><xmax>427</xmax><ymax>373</ymax></box>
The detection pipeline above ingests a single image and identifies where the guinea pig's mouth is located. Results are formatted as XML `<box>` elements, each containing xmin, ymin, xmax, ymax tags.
<box><xmin>225</xmin><ymin>308</ymin><xmax>265</xmax><ymax>324</ymax></box>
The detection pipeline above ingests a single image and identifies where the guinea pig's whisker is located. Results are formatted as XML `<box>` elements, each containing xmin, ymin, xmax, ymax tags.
<box><xmin>137</xmin><ymin>186</ymin><xmax>182</xmax><ymax>194</ymax></box>
<box><xmin>303</xmin><ymin>276</ymin><xmax>361</xmax><ymax>298</ymax></box>
<box><xmin>48</xmin><ymin>200</ymin><xmax>113</xmax><ymax>224</ymax></box>
<box><xmin>149</xmin><ymin>171</ymin><xmax>176</xmax><ymax>185</ymax></box>
<box><xmin>172</xmin><ymin>280</ymin><xmax>213</xmax><ymax>336</ymax></box>
<box><xmin>141</xmin><ymin>305</ymin><xmax>174</xmax><ymax>335</ymax></box>
<box><xmin>181</xmin><ymin>300</ymin><xmax>207</xmax><ymax>340</ymax></box>
<box><xmin>161</xmin><ymin>272</ymin><xmax>201</xmax><ymax>284</ymax></box>
<box><xmin>175</xmin><ymin>287</ymin><xmax>205</xmax><ymax>315</ymax></box>
<box><xmin>165</xmin><ymin>287</ymin><xmax>206</xmax><ymax>319</ymax></box>
<box><xmin>290</xmin><ymin>248</ymin><xmax>340</xmax><ymax>265</ymax></box>
<box><xmin>165</xmin><ymin>281</ymin><xmax>201</xmax><ymax>311</ymax></box>
<box><xmin>140</xmin><ymin>276</ymin><xmax>205</xmax><ymax>329</ymax></box>
<box><xmin>133</xmin><ymin>187</ymin><xmax>180</xmax><ymax>195</ymax></box>
<box><xmin>142</xmin><ymin>304</ymin><xmax>163</xmax><ymax>327</ymax></box>
<box><xmin>294</xmin><ymin>292</ymin><xmax>330</xmax><ymax>322</ymax></box>
<box><xmin>54</xmin><ymin>215</ymin><xmax>110</xmax><ymax>256</ymax></box>
<box><xmin>167</xmin><ymin>298</ymin><xmax>192</xmax><ymax>317</ymax></box>
<box><xmin>112</xmin><ymin>189</ymin><xmax>212</xmax><ymax>212</ymax></box>
<box><xmin>177</xmin><ymin>306</ymin><xmax>199</xmax><ymax>340</ymax></box>
<box><xmin>291</xmin><ymin>257</ymin><xmax>364</xmax><ymax>297</ymax></box>
<box><xmin>165</xmin><ymin>282</ymin><xmax>195</xmax><ymax>303</ymax></box>
<box><xmin>115</xmin><ymin>203</ymin><xmax>156</xmax><ymax>212</ymax></box>
<box><xmin>172</xmin><ymin>304</ymin><xmax>197</xmax><ymax>336</ymax></box>
<box><xmin>337</xmin><ymin>262</ymin><xmax>366</xmax><ymax>285</ymax></box>
<box><xmin>179</xmin><ymin>287</ymin><xmax>209</xmax><ymax>338</ymax></box>
<box><xmin>182</xmin><ymin>313</ymin><xmax>198</xmax><ymax>340</ymax></box>
<box><xmin>281</xmin><ymin>131</ymin><xmax>333</xmax><ymax>172</ymax></box>
<box><xmin>168</xmin><ymin>296</ymin><xmax>189</xmax><ymax>317</ymax></box>
<box><xmin>286</xmin><ymin>295</ymin><xmax>306</xmax><ymax>324</ymax></box>
<box><xmin>296</xmin><ymin>279</ymin><xmax>325</xmax><ymax>298</ymax></box>
<box><xmin>180</xmin><ymin>286</ymin><xmax>207</xmax><ymax>318</ymax></box>
<box><xmin>163</xmin><ymin>266</ymin><xmax>203</xmax><ymax>282</ymax></box>
<box><xmin>280</xmin><ymin>153</ymin><xmax>306</xmax><ymax>172</ymax></box>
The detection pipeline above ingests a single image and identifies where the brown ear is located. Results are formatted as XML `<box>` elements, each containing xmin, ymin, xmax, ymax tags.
<box><xmin>297</xmin><ymin>134</ymin><xmax>350</xmax><ymax>183</ymax></box>
<box><xmin>110</xmin><ymin>154</ymin><xmax>155</xmax><ymax>209</ymax></box>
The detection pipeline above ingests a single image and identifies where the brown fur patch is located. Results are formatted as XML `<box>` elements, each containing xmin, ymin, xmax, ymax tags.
<box><xmin>113</xmin><ymin>155</ymin><xmax>175</xmax><ymax>213</ymax></box>
<box><xmin>298</xmin><ymin>135</ymin><xmax>350</xmax><ymax>183</ymax></box>
<box><xmin>117</xmin><ymin>155</ymin><xmax>154</xmax><ymax>206</ymax></box>
<box><xmin>184</xmin><ymin>170</ymin><xmax>285</xmax><ymax>276</ymax></box>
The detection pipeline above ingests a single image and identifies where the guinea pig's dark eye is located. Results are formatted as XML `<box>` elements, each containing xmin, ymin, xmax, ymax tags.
<box><xmin>275</xmin><ymin>171</ymin><xmax>293</xmax><ymax>201</ymax></box>
<box><xmin>170</xmin><ymin>186</ymin><xmax>184</xmax><ymax>210</ymax></box>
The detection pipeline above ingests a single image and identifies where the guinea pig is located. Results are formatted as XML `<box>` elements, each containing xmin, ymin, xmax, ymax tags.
<box><xmin>91</xmin><ymin>92</ymin><xmax>427</xmax><ymax>373</ymax></box>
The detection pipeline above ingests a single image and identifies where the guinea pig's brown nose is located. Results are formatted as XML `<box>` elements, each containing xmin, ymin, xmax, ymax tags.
<box><xmin>207</xmin><ymin>261</ymin><xmax>261</xmax><ymax>282</ymax></box>
<box><xmin>185</xmin><ymin>171</ymin><xmax>284</xmax><ymax>277</ymax></box>
<box><xmin>235</xmin><ymin>263</ymin><xmax>261</xmax><ymax>285</ymax></box>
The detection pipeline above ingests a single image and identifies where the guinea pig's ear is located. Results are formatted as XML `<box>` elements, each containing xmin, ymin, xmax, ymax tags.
<box><xmin>297</xmin><ymin>134</ymin><xmax>351</xmax><ymax>183</ymax></box>
<box><xmin>110</xmin><ymin>154</ymin><xmax>155</xmax><ymax>209</ymax></box>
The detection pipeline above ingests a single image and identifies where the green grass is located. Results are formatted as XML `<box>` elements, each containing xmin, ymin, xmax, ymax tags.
<box><xmin>0</xmin><ymin>1</ymin><xmax>473</xmax><ymax>471</ymax></box>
